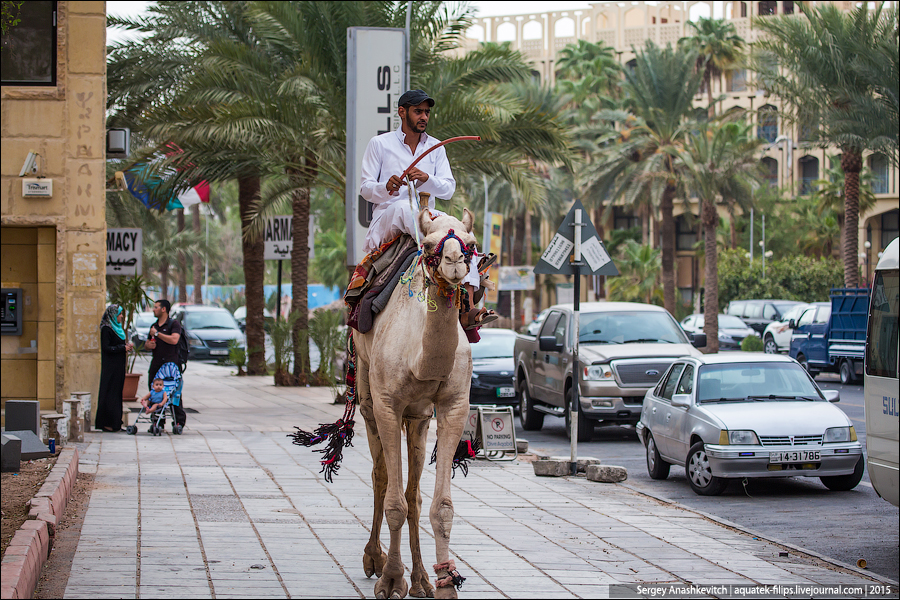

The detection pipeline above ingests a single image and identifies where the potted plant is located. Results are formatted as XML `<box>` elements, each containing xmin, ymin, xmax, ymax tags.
<box><xmin>110</xmin><ymin>275</ymin><xmax>152</xmax><ymax>400</ymax></box>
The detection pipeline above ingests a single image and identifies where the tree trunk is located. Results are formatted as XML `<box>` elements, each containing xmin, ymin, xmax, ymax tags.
<box><xmin>641</xmin><ymin>204</ymin><xmax>650</xmax><ymax>246</ymax></box>
<box><xmin>841</xmin><ymin>149</ymin><xmax>862</xmax><ymax>288</ymax></box>
<box><xmin>159</xmin><ymin>257</ymin><xmax>169</xmax><ymax>301</ymax></box>
<box><xmin>290</xmin><ymin>172</ymin><xmax>312</xmax><ymax>385</ymax></box>
<box><xmin>239</xmin><ymin>175</ymin><xmax>267</xmax><ymax>376</ymax></box>
<box><xmin>706</xmin><ymin>71</ymin><xmax>715</xmax><ymax>119</ymax></box>
<box><xmin>701</xmin><ymin>198</ymin><xmax>719</xmax><ymax>353</ymax></box>
<box><xmin>192</xmin><ymin>204</ymin><xmax>203</xmax><ymax>304</ymax></box>
<box><xmin>177</xmin><ymin>209</ymin><xmax>187</xmax><ymax>304</ymax></box>
<box><xmin>660</xmin><ymin>184</ymin><xmax>677</xmax><ymax>314</ymax></box>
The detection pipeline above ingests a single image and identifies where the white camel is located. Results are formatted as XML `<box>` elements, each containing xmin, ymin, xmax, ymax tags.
<box><xmin>354</xmin><ymin>208</ymin><xmax>477</xmax><ymax>599</ymax></box>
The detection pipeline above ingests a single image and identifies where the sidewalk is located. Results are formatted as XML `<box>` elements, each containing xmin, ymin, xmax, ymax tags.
<box><xmin>64</xmin><ymin>360</ymin><xmax>891</xmax><ymax>599</ymax></box>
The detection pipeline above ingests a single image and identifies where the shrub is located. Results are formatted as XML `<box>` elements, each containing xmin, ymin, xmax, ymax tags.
<box><xmin>228</xmin><ymin>339</ymin><xmax>247</xmax><ymax>375</ymax></box>
<box><xmin>741</xmin><ymin>335</ymin><xmax>764</xmax><ymax>352</ymax></box>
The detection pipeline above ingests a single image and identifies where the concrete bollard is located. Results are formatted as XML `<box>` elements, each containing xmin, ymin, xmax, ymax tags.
<box><xmin>532</xmin><ymin>459</ymin><xmax>572</xmax><ymax>477</ymax></box>
<box><xmin>71</xmin><ymin>392</ymin><xmax>91</xmax><ymax>432</ymax></box>
<box><xmin>548</xmin><ymin>456</ymin><xmax>602</xmax><ymax>473</ymax></box>
<box><xmin>585</xmin><ymin>464</ymin><xmax>627</xmax><ymax>483</ymax></box>
<box><xmin>62</xmin><ymin>399</ymin><xmax>84</xmax><ymax>443</ymax></box>
<box><xmin>2</xmin><ymin>434</ymin><xmax>22</xmax><ymax>472</ymax></box>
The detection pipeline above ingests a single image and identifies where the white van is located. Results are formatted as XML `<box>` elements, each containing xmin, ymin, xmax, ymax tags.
<box><xmin>864</xmin><ymin>237</ymin><xmax>899</xmax><ymax>507</ymax></box>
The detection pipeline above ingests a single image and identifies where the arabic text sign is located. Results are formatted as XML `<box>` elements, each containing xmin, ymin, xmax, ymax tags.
<box><xmin>539</xmin><ymin>234</ymin><xmax>574</xmax><ymax>270</ymax></box>
<box><xmin>264</xmin><ymin>216</ymin><xmax>293</xmax><ymax>260</ymax></box>
<box><xmin>106</xmin><ymin>228</ymin><xmax>142</xmax><ymax>275</ymax></box>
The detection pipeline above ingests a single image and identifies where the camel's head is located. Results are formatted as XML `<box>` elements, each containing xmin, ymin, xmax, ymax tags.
<box><xmin>418</xmin><ymin>208</ymin><xmax>477</xmax><ymax>286</ymax></box>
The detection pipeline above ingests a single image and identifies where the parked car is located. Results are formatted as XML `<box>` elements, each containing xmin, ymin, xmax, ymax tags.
<box><xmin>636</xmin><ymin>353</ymin><xmax>864</xmax><ymax>496</ymax></box>
<box><xmin>171</xmin><ymin>305</ymin><xmax>246</xmax><ymax>361</ymax></box>
<box><xmin>129</xmin><ymin>311</ymin><xmax>157</xmax><ymax>347</ymax></box>
<box><xmin>525</xmin><ymin>308</ymin><xmax>551</xmax><ymax>336</ymax></box>
<box><xmin>470</xmin><ymin>329</ymin><xmax>518</xmax><ymax>407</ymax></box>
<box><xmin>680</xmin><ymin>314</ymin><xmax>758</xmax><ymax>350</ymax></box>
<box><xmin>762</xmin><ymin>303</ymin><xmax>811</xmax><ymax>354</ymax></box>
<box><xmin>789</xmin><ymin>289</ymin><xmax>868</xmax><ymax>383</ymax></box>
<box><xmin>726</xmin><ymin>299</ymin><xmax>806</xmax><ymax>336</ymax></box>
<box><xmin>233</xmin><ymin>305</ymin><xmax>275</xmax><ymax>332</ymax></box>
<box><xmin>514</xmin><ymin>302</ymin><xmax>706</xmax><ymax>440</ymax></box>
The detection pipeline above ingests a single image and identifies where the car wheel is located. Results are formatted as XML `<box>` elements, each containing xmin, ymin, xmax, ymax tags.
<box><xmin>764</xmin><ymin>335</ymin><xmax>778</xmax><ymax>354</ymax></box>
<box><xmin>565</xmin><ymin>388</ymin><xmax>593</xmax><ymax>443</ymax></box>
<box><xmin>796</xmin><ymin>354</ymin><xmax>818</xmax><ymax>379</ymax></box>
<box><xmin>686</xmin><ymin>441</ymin><xmax>728</xmax><ymax>496</ymax></box>
<box><xmin>646</xmin><ymin>433</ymin><xmax>670</xmax><ymax>480</ymax></box>
<box><xmin>820</xmin><ymin>455</ymin><xmax>865</xmax><ymax>491</ymax></box>
<box><xmin>839</xmin><ymin>360</ymin><xmax>856</xmax><ymax>385</ymax></box>
<box><xmin>519</xmin><ymin>385</ymin><xmax>544</xmax><ymax>431</ymax></box>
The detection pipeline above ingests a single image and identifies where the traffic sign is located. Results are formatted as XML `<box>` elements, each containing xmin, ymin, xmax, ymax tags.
<box><xmin>534</xmin><ymin>200</ymin><xmax>618</xmax><ymax>276</ymax></box>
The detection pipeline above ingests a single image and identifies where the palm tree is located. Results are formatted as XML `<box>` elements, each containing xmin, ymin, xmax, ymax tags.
<box><xmin>754</xmin><ymin>2</ymin><xmax>897</xmax><ymax>287</ymax></box>
<box><xmin>607</xmin><ymin>240</ymin><xmax>663</xmax><ymax>305</ymax></box>
<box><xmin>678</xmin><ymin>17</ymin><xmax>745</xmax><ymax>117</ymax></box>
<box><xmin>677</xmin><ymin>120</ymin><xmax>763</xmax><ymax>352</ymax></box>
<box><xmin>579</xmin><ymin>41</ymin><xmax>704</xmax><ymax>314</ymax></box>
<box><xmin>108</xmin><ymin>1</ymin><xmax>272</xmax><ymax>375</ymax></box>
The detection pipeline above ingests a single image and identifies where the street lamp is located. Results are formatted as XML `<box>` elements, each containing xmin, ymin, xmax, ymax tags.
<box><xmin>862</xmin><ymin>241</ymin><xmax>872</xmax><ymax>286</ymax></box>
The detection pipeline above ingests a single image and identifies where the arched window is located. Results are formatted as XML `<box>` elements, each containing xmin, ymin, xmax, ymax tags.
<box><xmin>496</xmin><ymin>22</ymin><xmax>516</xmax><ymax>42</ymax></box>
<box><xmin>554</xmin><ymin>17</ymin><xmax>575</xmax><ymax>38</ymax></box>
<box><xmin>466</xmin><ymin>25</ymin><xmax>485</xmax><ymax>42</ymax></box>
<box><xmin>757</xmin><ymin>105</ymin><xmax>778</xmax><ymax>143</ymax></box>
<box><xmin>625</xmin><ymin>58</ymin><xmax>638</xmax><ymax>73</ymax></box>
<box><xmin>523</xmin><ymin>20</ymin><xmax>542</xmax><ymax>40</ymax></box>
<box><xmin>869</xmin><ymin>153</ymin><xmax>889</xmax><ymax>194</ymax></box>
<box><xmin>727</xmin><ymin>69</ymin><xmax>747</xmax><ymax>92</ymax></box>
<box><xmin>582</xmin><ymin>17</ymin><xmax>591</xmax><ymax>37</ymax></box>
<box><xmin>761</xmin><ymin>157</ymin><xmax>778</xmax><ymax>188</ymax></box>
<box><xmin>799</xmin><ymin>155</ymin><xmax>819</xmax><ymax>195</ymax></box>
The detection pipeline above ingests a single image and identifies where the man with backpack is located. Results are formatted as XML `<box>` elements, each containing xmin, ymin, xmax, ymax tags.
<box><xmin>145</xmin><ymin>299</ymin><xmax>187</xmax><ymax>429</ymax></box>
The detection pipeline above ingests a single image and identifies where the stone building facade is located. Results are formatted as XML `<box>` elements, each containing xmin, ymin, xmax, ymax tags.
<box><xmin>1</xmin><ymin>2</ymin><xmax>107</xmax><ymax>421</ymax></box>
<box><xmin>459</xmin><ymin>0</ymin><xmax>899</xmax><ymax>307</ymax></box>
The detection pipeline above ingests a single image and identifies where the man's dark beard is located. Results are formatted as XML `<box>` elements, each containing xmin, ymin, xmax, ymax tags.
<box><xmin>405</xmin><ymin>111</ymin><xmax>426</xmax><ymax>133</ymax></box>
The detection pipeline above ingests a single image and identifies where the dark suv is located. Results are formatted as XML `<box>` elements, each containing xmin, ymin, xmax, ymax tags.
<box><xmin>170</xmin><ymin>305</ymin><xmax>246</xmax><ymax>361</ymax></box>
<box><xmin>725</xmin><ymin>299</ymin><xmax>805</xmax><ymax>336</ymax></box>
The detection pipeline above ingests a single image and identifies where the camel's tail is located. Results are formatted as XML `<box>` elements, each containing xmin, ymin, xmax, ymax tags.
<box><xmin>289</xmin><ymin>331</ymin><xmax>357</xmax><ymax>483</ymax></box>
<box><xmin>429</xmin><ymin>436</ymin><xmax>481</xmax><ymax>478</ymax></box>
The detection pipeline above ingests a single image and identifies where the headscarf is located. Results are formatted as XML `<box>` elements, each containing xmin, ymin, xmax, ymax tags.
<box><xmin>100</xmin><ymin>304</ymin><xmax>127</xmax><ymax>341</ymax></box>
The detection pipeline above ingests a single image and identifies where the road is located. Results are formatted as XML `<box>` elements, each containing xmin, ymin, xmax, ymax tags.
<box><xmin>518</xmin><ymin>374</ymin><xmax>900</xmax><ymax>581</ymax></box>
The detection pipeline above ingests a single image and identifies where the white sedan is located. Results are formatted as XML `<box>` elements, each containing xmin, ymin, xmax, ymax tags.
<box><xmin>636</xmin><ymin>353</ymin><xmax>864</xmax><ymax>496</ymax></box>
<box><xmin>762</xmin><ymin>303</ymin><xmax>811</xmax><ymax>354</ymax></box>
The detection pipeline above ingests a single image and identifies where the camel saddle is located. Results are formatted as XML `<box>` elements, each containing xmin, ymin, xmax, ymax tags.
<box><xmin>345</xmin><ymin>235</ymin><xmax>419</xmax><ymax>333</ymax></box>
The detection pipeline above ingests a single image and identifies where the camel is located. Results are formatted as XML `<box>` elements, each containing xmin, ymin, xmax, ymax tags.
<box><xmin>353</xmin><ymin>208</ymin><xmax>477</xmax><ymax>599</ymax></box>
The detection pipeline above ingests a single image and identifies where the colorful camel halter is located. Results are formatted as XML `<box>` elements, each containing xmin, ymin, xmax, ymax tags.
<box><xmin>423</xmin><ymin>229</ymin><xmax>475</xmax><ymax>269</ymax></box>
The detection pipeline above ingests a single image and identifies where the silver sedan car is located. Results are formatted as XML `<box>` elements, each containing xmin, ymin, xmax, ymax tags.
<box><xmin>636</xmin><ymin>354</ymin><xmax>864</xmax><ymax>496</ymax></box>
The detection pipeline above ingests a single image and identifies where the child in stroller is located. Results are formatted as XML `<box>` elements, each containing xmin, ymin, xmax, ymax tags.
<box><xmin>126</xmin><ymin>362</ymin><xmax>184</xmax><ymax>436</ymax></box>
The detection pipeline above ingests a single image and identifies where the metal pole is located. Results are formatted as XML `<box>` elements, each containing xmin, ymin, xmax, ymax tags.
<box><xmin>204</xmin><ymin>207</ymin><xmax>209</xmax><ymax>300</ymax></box>
<box><xmin>762</xmin><ymin>215</ymin><xmax>766</xmax><ymax>279</ymax></box>
<box><xmin>482</xmin><ymin>175</ymin><xmax>490</xmax><ymax>308</ymax></box>
<box><xmin>570</xmin><ymin>209</ymin><xmax>584</xmax><ymax>476</ymax></box>
<box><xmin>276</xmin><ymin>260</ymin><xmax>283</xmax><ymax>323</ymax></box>
<box><xmin>405</xmin><ymin>2</ymin><xmax>412</xmax><ymax>90</ymax></box>
<box><xmin>749</xmin><ymin>207</ymin><xmax>754</xmax><ymax>263</ymax></box>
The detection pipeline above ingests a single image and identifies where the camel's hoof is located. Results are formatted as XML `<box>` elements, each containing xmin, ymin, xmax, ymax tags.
<box><xmin>375</xmin><ymin>576</ymin><xmax>408</xmax><ymax>600</ymax></box>
<box><xmin>364</xmin><ymin>552</ymin><xmax>387</xmax><ymax>578</ymax></box>
<box><xmin>409</xmin><ymin>574</ymin><xmax>435</xmax><ymax>598</ymax></box>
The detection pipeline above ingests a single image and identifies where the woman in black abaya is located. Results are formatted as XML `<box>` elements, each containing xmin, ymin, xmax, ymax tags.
<box><xmin>95</xmin><ymin>304</ymin><xmax>133</xmax><ymax>432</ymax></box>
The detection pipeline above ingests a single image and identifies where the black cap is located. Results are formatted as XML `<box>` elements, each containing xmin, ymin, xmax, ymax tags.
<box><xmin>398</xmin><ymin>89</ymin><xmax>435</xmax><ymax>108</ymax></box>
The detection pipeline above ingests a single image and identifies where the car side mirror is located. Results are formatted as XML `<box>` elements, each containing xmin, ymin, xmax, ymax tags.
<box><xmin>691</xmin><ymin>333</ymin><xmax>707</xmax><ymax>348</ymax></box>
<box><xmin>539</xmin><ymin>336</ymin><xmax>562</xmax><ymax>352</ymax></box>
<box><xmin>671</xmin><ymin>394</ymin><xmax>691</xmax><ymax>408</ymax></box>
<box><xmin>822</xmin><ymin>389</ymin><xmax>840</xmax><ymax>403</ymax></box>
<box><xmin>788</xmin><ymin>319</ymin><xmax>796</xmax><ymax>329</ymax></box>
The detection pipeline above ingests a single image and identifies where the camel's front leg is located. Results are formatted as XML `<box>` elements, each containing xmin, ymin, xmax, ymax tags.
<box><xmin>359</xmin><ymin>378</ymin><xmax>387</xmax><ymax>579</ymax></box>
<box><xmin>373</xmin><ymin>399</ymin><xmax>409</xmax><ymax>600</ymax></box>
<box><xmin>405</xmin><ymin>416</ymin><xmax>435</xmax><ymax>598</ymax></box>
<box><xmin>430</xmin><ymin>400</ymin><xmax>469</xmax><ymax>600</ymax></box>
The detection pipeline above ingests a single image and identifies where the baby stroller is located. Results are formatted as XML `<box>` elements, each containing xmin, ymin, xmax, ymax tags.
<box><xmin>126</xmin><ymin>362</ymin><xmax>184</xmax><ymax>436</ymax></box>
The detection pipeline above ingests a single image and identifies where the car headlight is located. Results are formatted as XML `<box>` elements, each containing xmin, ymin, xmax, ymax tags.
<box><xmin>583</xmin><ymin>365</ymin><xmax>614</xmax><ymax>381</ymax></box>
<box><xmin>188</xmin><ymin>336</ymin><xmax>204</xmax><ymax>348</ymax></box>
<box><xmin>824</xmin><ymin>426</ymin><xmax>857</xmax><ymax>443</ymax></box>
<box><xmin>719</xmin><ymin>430</ymin><xmax>760</xmax><ymax>445</ymax></box>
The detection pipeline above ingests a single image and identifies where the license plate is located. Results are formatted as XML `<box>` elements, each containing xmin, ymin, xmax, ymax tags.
<box><xmin>496</xmin><ymin>387</ymin><xmax>515</xmax><ymax>398</ymax></box>
<box><xmin>770</xmin><ymin>450</ymin><xmax>820</xmax><ymax>463</ymax></box>
<box><xmin>209</xmin><ymin>349</ymin><xmax>228</xmax><ymax>356</ymax></box>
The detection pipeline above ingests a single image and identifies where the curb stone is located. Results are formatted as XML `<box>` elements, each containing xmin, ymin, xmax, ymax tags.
<box><xmin>0</xmin><ymin>447</ymin><xmax>79</xmax><ymax>600</ymax></box>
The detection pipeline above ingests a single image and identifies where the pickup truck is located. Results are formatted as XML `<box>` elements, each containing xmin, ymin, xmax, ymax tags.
<box><xmin>513</xmin><ymin>301</ymin><xmax>706</xmax><ymax>441</ymax></box>
<box><xmin>789</xmin><ymin>288</ymin><xmax>869</xmax><ymax>384</ymax></box>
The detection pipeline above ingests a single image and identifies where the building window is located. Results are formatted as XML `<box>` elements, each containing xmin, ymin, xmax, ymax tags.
<box><xmin>758</xmin><ymin>1</ymin><xmax>777</xmax><ymax>16</ymax></box>
<box><xmin>613</xmin><ymin>208</ymin><xmax>639</xmax><ymax>231</ymax></box>
<box><xmin>761</xmin><ymin>157</ymin><xmax>778</xmax><ymax>188</ymax></box>
<box><xmin>799</xmin><ymin>111</ymin><xmax>818</xmax><ymax>142</ymax></box>
<box><xmin>870</xmin><ymin>153</ymin><xmax>889</xmax><ymax>194</ymax></box>
<box><xmin>1</xmin><ymin>1</ymin><xmax>57</xmax><ymax>86</ymax></box>
<box><xmin>676</xmin><ymin>214</ymin><xmax>698</xmax><ymax>251</ymax></box>
<box><xmin>783</xmin><ymin>1</ymin><xmax>795</xmax><ymax>15</ymax></box>
<box><xmin>882</xmin><ymin>210</ymin><xmax>899</xmax><ymax>249</ymax></box>
<box><xmin>757</xmin><ymin>105</ymin><xmax>778</xmax><ymax>143</ymax></box>
<box><xmin>727</xmin><ymin>69</ymin><xmax>747</xmax><ymax>92</ymax></box>
<box><xmin>799</xmin><ymin>155</ymin><xmax>819</xmax><ymax>195</ymax></box>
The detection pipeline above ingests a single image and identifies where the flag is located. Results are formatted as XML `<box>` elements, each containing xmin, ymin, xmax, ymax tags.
<box><xmin>173</xmin><ymin>181</ymin><xmax>210</xmax><ymax>209</ymax></box>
